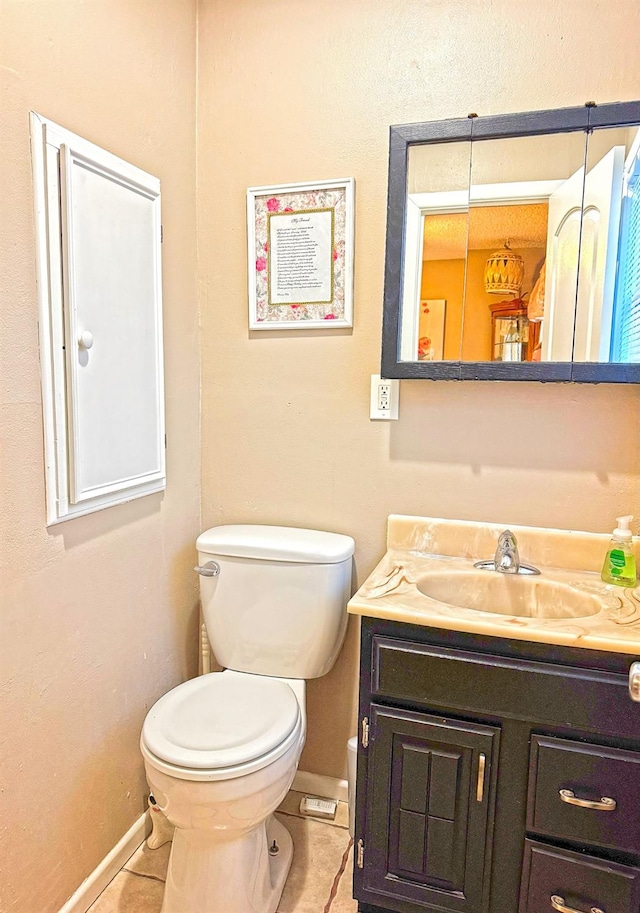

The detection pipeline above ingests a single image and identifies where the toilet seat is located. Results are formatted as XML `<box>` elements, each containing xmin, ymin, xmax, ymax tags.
<box><xmin>141</xmin><ymin>671</ymin><xmax>302</xmax><ymax>781</ymax></box>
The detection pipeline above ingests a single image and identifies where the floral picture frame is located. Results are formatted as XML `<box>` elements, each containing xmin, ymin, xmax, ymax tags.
<box><xmin>247</xmin><ymin>178</ymin><xmax>355</xmax><ymax>330</ymax></box>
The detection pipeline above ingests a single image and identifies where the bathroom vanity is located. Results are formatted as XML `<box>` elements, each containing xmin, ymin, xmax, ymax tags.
<box><xmin>348</xmin><ymin>517</ymin><xmax>640</xmax><ymax>913</ymax></box>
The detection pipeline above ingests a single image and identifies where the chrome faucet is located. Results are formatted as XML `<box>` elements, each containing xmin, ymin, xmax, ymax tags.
<box><xmin>494</xmin><ymin>530</ymin><xmax>520</xmax><ymax>574</ymax></box>
<box><xmin>474</xmin><ymin>529</ymin><xmax>540</xmax><ymax>575</ymax></box>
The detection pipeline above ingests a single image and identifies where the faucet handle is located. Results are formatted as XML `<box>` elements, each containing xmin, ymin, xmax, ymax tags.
<box><xmin>475</xmin><ymin>529</ymin><xmax>540</xmax><ymax>575</ymax></box>
<box><xmin>495</xmin><ymin>529</ymin><xmax>520</xmax><ymax>573</ymax></box>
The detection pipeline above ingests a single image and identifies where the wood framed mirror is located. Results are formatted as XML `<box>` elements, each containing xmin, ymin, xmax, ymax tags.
<box><xmin>381</xmin><ymin>101</ymin><xmax>640</xmax><ymax>382</ymax></box>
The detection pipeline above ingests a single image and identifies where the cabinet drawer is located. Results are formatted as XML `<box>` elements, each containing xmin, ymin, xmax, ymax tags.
<box><xmin>528</xmin><ymin>735</ymin><xmax>640</xmax><ymax>855</ymax></box>
<box><xmin>520</xmin><ymin>840</ymin><xmax>640</xmax><ymax>913</ymax></box>
<box><xmin>372</xmin><ymin>637</ymin><xmax>640</xmax><ymax>740</ymax></box>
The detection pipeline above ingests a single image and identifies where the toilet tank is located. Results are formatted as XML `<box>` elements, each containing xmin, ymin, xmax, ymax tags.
<box><xmin>196</xmin><ymin>525</ymin><xmax>354</xmax><ymax>679</ymax></box>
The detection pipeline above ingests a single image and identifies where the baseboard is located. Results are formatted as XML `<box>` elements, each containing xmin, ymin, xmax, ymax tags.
<box><xmin>58</xmin><ymin>811</ymin><xmax>150</xmax><ymax>913</ymax></box>
<box><xmin>293</xmin><ymin>770</ymin><xmax>349</xmax><ymax>804</ymax></box>
<box><xmin>57</xmin><ymin>777</ymin><xmax>345</xmax><ymax>912</ymax></box>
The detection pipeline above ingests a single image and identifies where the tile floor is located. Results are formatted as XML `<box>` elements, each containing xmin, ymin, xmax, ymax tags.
<box><xmin>87</xmin><ymin>791</ymin><xmax>358</xmax><ymax>913</ymax></box>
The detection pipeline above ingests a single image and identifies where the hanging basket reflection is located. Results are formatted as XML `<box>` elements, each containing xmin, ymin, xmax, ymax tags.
<box><xmin>484</xmin><ymin>241</ymin><xmax>525</xmax><ymax>296</ymax></box>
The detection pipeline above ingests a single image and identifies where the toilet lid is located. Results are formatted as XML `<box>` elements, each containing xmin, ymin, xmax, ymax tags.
<box><xmin>142</xmin><ymin>672</ymin><xmax>301</xmax><ymax>770</ymax></box>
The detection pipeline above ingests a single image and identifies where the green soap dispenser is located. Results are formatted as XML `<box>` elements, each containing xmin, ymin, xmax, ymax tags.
<box><xmin>601</xmin><ymin>515</ymin><xmax>637</xmax><ymax>587</ymax></box>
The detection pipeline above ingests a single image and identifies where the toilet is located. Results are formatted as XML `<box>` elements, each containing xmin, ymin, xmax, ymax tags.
<box><xmin>140</xmin><ymin>525</ymin><xmax>355</xmax><ymax>913</ymax></box>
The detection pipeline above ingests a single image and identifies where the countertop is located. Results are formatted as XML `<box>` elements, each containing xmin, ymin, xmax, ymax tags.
<box><xmin>347</xmin><ymin>515</ymin><xmax>640</xmax><ymax>654</ymax></box>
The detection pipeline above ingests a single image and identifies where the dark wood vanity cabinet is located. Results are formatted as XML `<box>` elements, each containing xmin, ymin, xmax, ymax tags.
<box><xmin>353</xmin><ymin>618</ymin><xmax>640</xmax><ymax>913</ymax></box>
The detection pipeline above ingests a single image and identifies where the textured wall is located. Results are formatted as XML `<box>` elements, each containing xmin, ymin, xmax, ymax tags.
<box><xmin>197</xmin><ymin>0</ymin><xmax>640</xmax><ymax>780</ymax></box>
<box><xmin>0</xmin><ymin>2</ymin><xmax>200</xmax><ymax>911</ymax></box>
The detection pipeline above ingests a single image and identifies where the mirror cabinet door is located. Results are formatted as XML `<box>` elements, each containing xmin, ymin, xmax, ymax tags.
<box><xmin>401</xmin><ymin>140</ymin><xmax>472</xmax><ymax>364</ymax></box>
<box><xmin>462</xmin><ymin>130</ymin><xmax>588</xmax><ymax>379</ymax></box>
<box><xmin>572</xmin><ymin>120</ymin><xmax>640</xmax><ymax>379</ymax></box>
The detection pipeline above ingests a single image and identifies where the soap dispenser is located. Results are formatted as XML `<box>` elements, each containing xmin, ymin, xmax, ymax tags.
<box><xmin>601</xmin><ymin>515</ymin><xmax>637</xmax><ymax>587</ymax></box>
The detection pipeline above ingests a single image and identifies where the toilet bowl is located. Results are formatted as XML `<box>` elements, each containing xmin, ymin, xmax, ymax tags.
<box><xmin>141</xmin><ymin>524</ymin><xmax>354</xmax><ymax>913</ymax></box>
<box><xmin>141</xmin><ymin>671</ymin><xmax>306</xmax><ymax>913</ymax></box>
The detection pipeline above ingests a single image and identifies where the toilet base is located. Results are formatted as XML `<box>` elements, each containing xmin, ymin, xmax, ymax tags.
<box><xmin>161</xmin><ymin>814</ymin><xmax>293</xmax><ymax>913</ymax></box>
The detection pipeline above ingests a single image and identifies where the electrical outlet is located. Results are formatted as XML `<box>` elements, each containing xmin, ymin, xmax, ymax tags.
<box><xmin>378</xmin><ymin>382</ymin><xmax>391</xmax><ymax>411</ymax></box>
<box><xmin>370</xmin><ymin>374</ymin><xmax>399</xmax><ymax>420</ymax></box>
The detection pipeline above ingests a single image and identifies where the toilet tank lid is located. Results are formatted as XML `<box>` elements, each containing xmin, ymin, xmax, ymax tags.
<box><xmin>196</xmin><ymin>525</ymin><xmax>355</xmax><ymax>563</ymax></box>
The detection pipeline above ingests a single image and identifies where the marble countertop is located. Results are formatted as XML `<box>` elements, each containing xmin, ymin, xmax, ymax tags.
<box><xmin>347</xmin><ymin>516</ymin><xmax>640</xmax><ymax>655</ymax></box>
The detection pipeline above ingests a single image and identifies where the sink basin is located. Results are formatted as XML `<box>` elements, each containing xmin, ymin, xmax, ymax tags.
<box><xmin>416</xmin><ymin>570</ymin><xmax>602</xmax><ymax>619</ymax></box>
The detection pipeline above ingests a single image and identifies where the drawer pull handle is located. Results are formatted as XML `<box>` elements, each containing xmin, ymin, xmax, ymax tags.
<box><xmin>559</xmin><ymin>789</ymin><xmax>616</xmax><ymax>812</ymax></box>
<box><xmin>630</xmin><ymin>661</ymin><xmax>640</xmax><ymax>702</ymax></box>
<box><xmin>551</xmin><ymin>894</ymin><xmax>604</xmax><ymax>913</ymax></box>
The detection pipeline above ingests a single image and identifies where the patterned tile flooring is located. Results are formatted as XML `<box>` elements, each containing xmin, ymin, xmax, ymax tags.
<box><xmin>87</xmin><ymin>791</ymin><xmax>357</xmax><ymax>913</ymax></box>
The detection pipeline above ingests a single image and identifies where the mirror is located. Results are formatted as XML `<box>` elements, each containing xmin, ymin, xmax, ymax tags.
<box><xmin>400</xmin><ymin>140</ymin><xmax>472</xmax><ymax>362</ymax></box>
<box><xmin>383</xmin><ymin>101</ymin><xmax>640</xmax><ymax>382</ymax></box>
<box><xmin>572</xmin><ymin>120</ymin><xmax>640</xmax><ymax>380</ymax></box>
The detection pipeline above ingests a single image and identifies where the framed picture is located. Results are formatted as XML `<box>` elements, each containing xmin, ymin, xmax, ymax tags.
<box><xmin>247</xmin><ymin>178</ymin><xmax>355</xmax><ymax>330</ymax></box>
<box><xmin>418</xmin><ymin>299</ymin><xmax>446</xmax><ymax>360</ymax></box>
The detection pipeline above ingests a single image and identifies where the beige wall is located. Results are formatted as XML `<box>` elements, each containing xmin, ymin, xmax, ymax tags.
<box><xmin>197</xmin><ymin>0</ymin><xmax>640</xmax><ymax>781</ymax></box>
<box><xmin>0</xmin><ymin>3</ymin><xmax>200</xmax><ymax>911</ymax></box>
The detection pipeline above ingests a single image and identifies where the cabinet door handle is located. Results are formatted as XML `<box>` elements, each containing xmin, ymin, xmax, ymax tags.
<box><xmin>559</xmin><ymin>789</ymin><xmax>616</xmax><ymax>812</ymax></box>
<box><xmin>551</xmin><ymin>894</ymin><xmax>604</xmax><ymax>913</ymax></box>
<box><xmin>476</xmin><ymin>753</ymin><xmax>486</xmax><ymax>802</ymax></box>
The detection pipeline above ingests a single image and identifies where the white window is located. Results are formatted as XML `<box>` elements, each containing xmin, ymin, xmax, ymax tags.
<box><xmin>612</xmin><ymin>133</ymin><xmax>640</xmax><ymax>362</ymax></box>
<box><xmin>31</xmin><ymin>113</ymin><xmax>165</xmax><ymax>525</ymax></box>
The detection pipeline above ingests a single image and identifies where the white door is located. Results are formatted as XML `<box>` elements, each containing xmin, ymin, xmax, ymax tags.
<box><xmin>541</xmin><ymin>167</ymin><xmax>585</xmax><ymax>362</ymax></box>
<box><xmin>60</xmin><ymin>144</ymin><xmax>165</xmax><ymax>504</ymax></box>
<box><xmin>573</xmin><ymin>146</ymin><xmax>625</xmax><ymax>361</ymax></box>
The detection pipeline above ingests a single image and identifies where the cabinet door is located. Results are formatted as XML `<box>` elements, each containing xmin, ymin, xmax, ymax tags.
<box><xmin>31</xmin><ymin>114</ymin><xmax>165</xmax><ymax>523</ymax></box>
<box><xmin>60</xmin><ymin>142</ymin><xmax>164</xmax><ymax>505</ymax></box>
<box><xmin>361</xmin><ymin>704</ymin><xmax>499</xmax><ymax>913</ymax></box>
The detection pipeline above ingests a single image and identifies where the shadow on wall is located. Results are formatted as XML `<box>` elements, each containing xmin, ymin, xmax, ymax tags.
<box><xmin>173</xmin><ymin>543</ymin><xmax>202</xmax><ymax>680</ymax></box>
<box><xmin>390</xmin><ymin>380</ymin><xmax>640</xmax><ymax>477</ymax></box>
<box><xmin>301</xmin><ymin>614</ymin><xmax>361</xmax><ymax>782</ymax></box>
<box><xmin>55</xmin><ymin>494</ymin><xmax>200</xmax><ymax>682</ymax></box>
<box><xmin>32</xmin><ymin>722</ymin><xmax>149</xmax><ymax>913</ymax></box>
<box><xmin>56</xmin><ymin>493</ymin><xmax>164</xmax><ymax>550</ymax></box>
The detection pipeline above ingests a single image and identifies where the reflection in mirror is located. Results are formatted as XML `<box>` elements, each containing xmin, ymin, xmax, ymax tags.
<box><xmin>401</xmin><ymin>141</ymin><xmax>471</xmax><ymax>362</ymax></box>
<box><xmin>464</xmin><ymin>131</ymin><xmax>588</xmax><ymax>364</ymax></box>
<box><xmin>402</xmin><ymin>131</ymin><xmax>591</xmax><ymax>364</ymax></box>
<box><xmin>575</xmin><ymin>124</ymin><xmax>640</xmax><ymax>362</ymax></box>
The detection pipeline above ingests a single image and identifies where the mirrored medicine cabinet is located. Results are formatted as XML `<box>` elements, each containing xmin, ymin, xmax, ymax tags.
<box><xmin>381</xmin><ymin>101</ymin><xmax>640</xmax><ymax>382</ymax></box>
